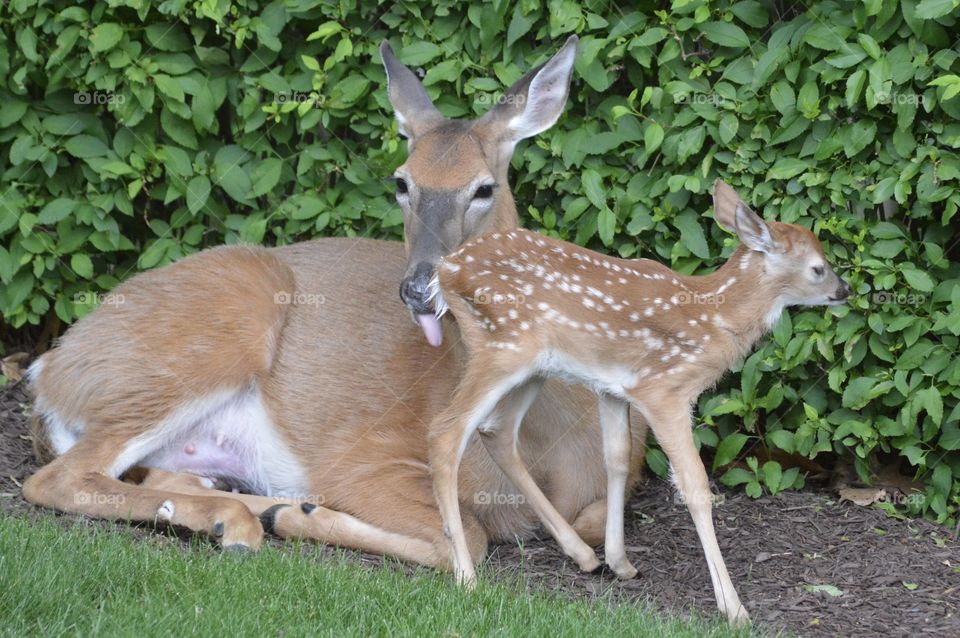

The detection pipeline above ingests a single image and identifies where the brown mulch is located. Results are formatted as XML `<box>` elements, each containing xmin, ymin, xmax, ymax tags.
<box><xmin>1</xmin><ymin>379</ymin><xmax>957</xmax><ymax>638</ymax></box>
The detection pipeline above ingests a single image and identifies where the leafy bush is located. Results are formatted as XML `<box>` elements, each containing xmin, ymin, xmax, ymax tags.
<box><xmin>0</xmin><ymin>0</ymin><xmax>957</xmax><ymax>525</ymax></box>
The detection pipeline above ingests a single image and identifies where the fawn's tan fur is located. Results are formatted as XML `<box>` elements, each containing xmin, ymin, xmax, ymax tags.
<box><xmin>22</xmin><ymin>38</ymin><xmax>647</xmax><ymax>567</ymax></box>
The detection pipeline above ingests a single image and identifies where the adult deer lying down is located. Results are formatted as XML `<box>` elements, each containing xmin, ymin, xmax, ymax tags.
<box><xmin>23</xmin><ymin>37</ymin><xmax>646</xmax><ymax>569</ymax></box>
<box><xmin>428</xmin><ymin>180</ymin><xmax>852</xmax><ymax>625</ymax></box>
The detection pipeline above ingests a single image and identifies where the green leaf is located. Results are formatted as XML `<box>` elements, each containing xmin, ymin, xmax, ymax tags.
<box><xmin>916</xmin><ymin>387</ymin><xmax>944</xmax><ymax>425</ymax></box>
<box><xmin>645</xmin><ymin>447</ymin><xmax>669</xmax><ymax>477</ymax></box>
<box><xmin>673</xmin><ymin>210</ymin><xmax>710</xmax><ymax>258</ymax></box>
<box><xmin>644</xmin><ymin>122</ymin><xmax>664</xmax><ymax>152</ymax></box>
<box><xmin>769</xmin><ymin>81</ymin><xmax>795</xmax><ymax>115</ymax></box>
<box><xmin>762</xmin><ymin>461</ymin><xmax>783</xmax><ymax>493</ymax></box>
<box><xmin>597</xmin><ymin>207</ymin><xmax>616</xmax><ymax>246</ymax></box>
<box><xmin>251</xmin><ymin>158</ymin><xmax>283</xmax><ymax>197</ymax></box>
<box><xmin>845</xmin><ymin>69</ymin><xmax>867</xmax><ymax>108</ymax></box>
<box><xmin>70</xmin><ymin>253</ymin><xmax>93</xmax><ymax>279</ymax></box>
<box><xmin>768</xmin><ymin>429</ymin><xmax>795</xmax><ymax>454</ymax></box>
<box><xmin>154</xmin><ymin>74</ymin><xmax>185</xmax><ymax>102</ymax></box>
<box><xmin>843</xmin><ymin>376</ymin><xmax>877</xmax><ymax>409</ymax></box>
<box><xmin>64</xmin><ymin>135</ymin><xmax>109</xmax><ymax>158</ymax></box>
<box><xmin>805</xmin><ymin>584</ymin><xmax>844</xmax><ymax>597</ymax></box>
<box><xmin>306</xmin><ymin>21</ymin><xmax>342</xmax><ymax>42</ymax></box>
<box><xmin>699</xmin><ymin>21</ymin><xmax>750</xmax><ymax>48</ymax></box>
<box><xmin>400</xmin><ymin>42</ymin><xmax>442</xmax><ymax>66</ymax></box>
<box><xmin>720</xmin><ymin>467</ymin><xmax>754</xmax><ymax>487</ymax></box>
<box><xmin>37</xmin><ymin>198</ymin><xmax>75</xmax><ymax>224</ymax></box>
<box><xmin>581</xmin><ymin>169</ymin><xmax>606</xmax><ymax>210</ymax></box>
<box><xmin>915</xmin><ymin>0</ymin><xmax>958</xmax><ymax>19</ymax></box>
<box><xmin>718</xmin><ymin>113</ymin><xmax>738</xmax><ymax>144</ymax></box>
<box><xmin>89</xmin><ymin>23</ymin><xmax>123</xmax><ymax>53</ymax></box>
<box><xmin>857</xmin><ymin>34</ymin><xmax>881</xmax><ymax>60</ymax></box>
<box><xmin>767</xmin><ymin>158</ymin><xmax>808</xmax><ymax>180</ymax></box>
<box><xmin>186</xmin><ymin>175</ymin><xmax>211</xmax><ymax>214</ymax></box>
<box><xmin>901</xmin><ymin>267</ymin><xmax>935</xmax><ymax>292</ymax></box>
<box><xmin>506</xmin><ymin>5</ymin><xmax>537</xmax><ymax>47</ymax></box>
<box><xmin>713</xmin><ymin>433</ymin><xmax>749</xmax><ymax>470</ymax></box>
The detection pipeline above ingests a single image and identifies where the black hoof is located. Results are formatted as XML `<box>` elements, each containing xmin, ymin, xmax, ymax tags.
<box><xmin>300</xmin><ymin>502</ymin><xmax>317</xmax><ymax>515</ymax></box>
<box><xmin>259</xmin><ymin>503</ymin><xmax>291</xmax><ymax>536</ymax></box>
<box><xmin>213</xmin><ymin>521</ymin><xmax>225</xmax><ymax>537</ymax></box>
<box><xmin>591</xmin><ymin>564</ymin><xmax>613</xmax><ymax>577</ymax></box>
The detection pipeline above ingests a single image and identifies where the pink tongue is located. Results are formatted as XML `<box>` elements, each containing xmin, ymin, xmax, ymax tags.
<box><xmin>416</xmin><ymin>314</ymin><xmax>443</xmax><ymax>347</ymax></box>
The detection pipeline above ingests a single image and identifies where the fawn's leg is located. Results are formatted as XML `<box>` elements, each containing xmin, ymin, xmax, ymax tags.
<box><xmin>138</xmin><ymin>469</ymin><xmax>459</xmax><ymax>569</ymax></box>
<box><xmin>478</xmin><ymin>380</ymin><xmax>601</xmax><ymax>573</ymax></box>
<box><xmin>637</xmin><ymin>399</ymin><xmax>749</xmax><ymax>627</ymax></box>
<box><xmin>598</xmin><ymin>394</ymin><xmax>636</xmax><ymax>579</ymax></box>
<box><xmin>428</xmin><ymin>366</ymin><xmax>532</xmax><ymax>584</ymax></box>
<box><xmin>23</xmin><ymin>443</ymin><xmax>264</xmax><ymax>549</ymax></box>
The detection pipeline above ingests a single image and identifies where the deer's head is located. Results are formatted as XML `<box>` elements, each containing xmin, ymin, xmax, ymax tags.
<box><xmin>380</xmin><ymin>37</ymin><xmax>578</xmax><ymax>345</ymax></box>
<box><xmin>713</xmin><ymin>180</ymin><xmax>852</xmax><ymax>324</ymax></box>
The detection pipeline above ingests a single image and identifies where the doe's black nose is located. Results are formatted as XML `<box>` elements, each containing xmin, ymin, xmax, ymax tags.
<box><xmin>399</xmin><ymin>262</ymin><xmax>435</xmax><ymax>313</ymax></box>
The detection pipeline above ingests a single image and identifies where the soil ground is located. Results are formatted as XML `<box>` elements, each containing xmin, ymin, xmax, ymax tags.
<box><xmin>1</xmin><ymin>380</ymin><xmax>957</xmax><ymax>638</ymax></box>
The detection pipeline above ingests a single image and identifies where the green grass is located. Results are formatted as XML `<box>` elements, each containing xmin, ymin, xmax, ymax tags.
<box><xmin>0</xmin><ymin>516</ymin><xmax>755</xmax><ymax>638</ymax></box>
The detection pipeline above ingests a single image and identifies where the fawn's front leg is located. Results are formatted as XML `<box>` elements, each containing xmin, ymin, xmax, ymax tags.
<box><xmin>636</xmin><ymin>398</ymin><xmax>750</xmax><ymax>627</ymax></box>
<box><xmin>428</xmin><ymin>366</ymin><xmax>535</xmax><ymax>584</ymax></box>
<box><xmin>598</xmin><ymin>394</ymin><xmax>636</xmax><ymax>579</ymax></box>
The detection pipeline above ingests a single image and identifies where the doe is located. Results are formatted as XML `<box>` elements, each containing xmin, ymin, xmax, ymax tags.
<box><xmin>427</xmin><ymin>180</ymin><xmax>852</xmax><ymax>626</ymax></box>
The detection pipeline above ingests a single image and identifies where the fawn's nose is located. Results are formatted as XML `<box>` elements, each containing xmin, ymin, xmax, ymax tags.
<box><xmin>399</xmin><ymin>261</ymin><xmax>435</xmax><ymax>313</ymax></box>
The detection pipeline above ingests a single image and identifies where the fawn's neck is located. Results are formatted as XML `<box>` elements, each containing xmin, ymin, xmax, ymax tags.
<box><xmin>680</xmin><ymin>246</ymin><xmax>785</xmax><ymax>352</ymax></box>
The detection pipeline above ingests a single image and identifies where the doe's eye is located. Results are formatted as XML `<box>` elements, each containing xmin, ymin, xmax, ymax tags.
<box><xmin>395</xmin><ymin>178</ymin><xmax>409</xmax><ymax>195</ymax></box>
<box><xmin>474</xmin><ymin>184</ymin><xmax>494</xmax><ymax>199</ymax></box>
<box><xmin>812</xmin><ymin>265</ymin><xmax>825</xmax><ymax>277</ymax></box>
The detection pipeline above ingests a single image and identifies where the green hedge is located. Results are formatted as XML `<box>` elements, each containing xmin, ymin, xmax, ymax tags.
<box><xmin>1</xmin><ymin>0</ymin><xmax>958</xmax><ymax>525</ymax></box>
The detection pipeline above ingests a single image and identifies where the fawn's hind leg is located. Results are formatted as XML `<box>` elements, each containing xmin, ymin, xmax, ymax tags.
<box><xmin>477</xmin><ymin>380</ymin><xmax>601</xmax><ymax>574</ymax></box>
<box><xmin>597</xmin><ymin>394</ymin><xmax>636</xmax><ymax>578</ymax></box>
<box><xmin>634</xmin><ymin>396</ymin><xmax>749</xmax><ymax>626</ymax></box>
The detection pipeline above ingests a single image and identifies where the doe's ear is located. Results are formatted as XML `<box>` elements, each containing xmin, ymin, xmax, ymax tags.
<box><xmin>712</xmin><ymin>179</ymin><xmax>780</xmax><ymax>253</ymax></box>
<box><xmin>380</xmin><ymin>41</ymin><xmax>445</xmax><ymax>139</ymax></box>
<box><xmin>481</xmin><ymin>36</ymin><xmax>578</xmax><ymax>144</ymax></box>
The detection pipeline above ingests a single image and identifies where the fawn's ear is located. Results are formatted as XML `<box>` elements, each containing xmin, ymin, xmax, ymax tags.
<box><xmin>481</xmin><ymin>35</ymin><xmax>578</xmax><ymax>144</ymax></box>
<box><xmin>380</xmin><ymin>41</ymin><xmax>445</xmax><ymax>139</ymax></box>
<box><xmin>713</xmin><ymin>179</ymin><xmax>780</xmax><ymax>254</ymax></box>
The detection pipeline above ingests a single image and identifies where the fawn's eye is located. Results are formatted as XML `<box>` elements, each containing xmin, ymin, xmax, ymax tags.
<box><xmin>394</xmin><ymin>178</ymin><xmax>409</xmax><ymax>195</ymax></box>
<box><xmin>473</xmin><ymin>184</ymin><xmax>494</xmax><ymax>200</ymax></box>
<box><xmin>812</xmin><ymin>265</ymin><xmax>825</xmax><ymax>277</ymax></box>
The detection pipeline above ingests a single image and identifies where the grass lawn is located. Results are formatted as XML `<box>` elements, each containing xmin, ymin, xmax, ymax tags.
<box><xmin>0</xmin><ymin>515</ymin><xmax>755</xmax><ymax>638</ymax></box>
